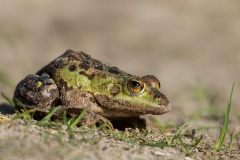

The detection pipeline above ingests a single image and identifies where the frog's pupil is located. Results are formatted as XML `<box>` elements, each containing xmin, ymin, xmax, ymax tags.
<box><xmin>132</xmin><ymin>81</ymin><xmax>140</xmax><ymax>87</ymax></box>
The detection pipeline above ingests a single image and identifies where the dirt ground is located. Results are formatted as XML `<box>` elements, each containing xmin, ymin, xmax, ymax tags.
<box><xmin>0</xmin><ymin>1</ymin><xmax>240</xmax><ymax>159</ymax></box>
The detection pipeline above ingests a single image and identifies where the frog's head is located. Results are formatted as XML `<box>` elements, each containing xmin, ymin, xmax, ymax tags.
<box><xmin>94</xmin><ymin>75</ymin><xmax>171</xmax><ymax>117</ymax></box>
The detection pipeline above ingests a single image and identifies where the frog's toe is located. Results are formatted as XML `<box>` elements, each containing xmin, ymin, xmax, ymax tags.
<box><xmin>95</xmin><ymin>115</ymin><xmax>114</xmax><ymax>129</ymax></box>
<box><xmin>79</xmin><ymin>114</ymin><xmax>113</xmax><ymax>129</ymax></box>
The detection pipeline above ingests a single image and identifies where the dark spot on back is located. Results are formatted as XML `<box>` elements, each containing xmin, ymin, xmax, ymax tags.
<box><xmin>79</xmin><ymin>60</ymin><xmax>91</xmax><ymax>70</ymax></box>
<box><xmin>93</xmin><ymin>59</ymin><xmax>104</xmax><ymax>70</ymax></box>
<box><xmin>88</xmin><ymin>74</ymin><xmax>95</xmax><ymax>80</ymax></box>
<box><xmin>108</xmin><ymin>67</ymin><xmax>121</xmax><ymax>75</ymax></box>
<box><xmin>94</xmin><ymin>65</ymin><xmax>104</xmax><ymax>70</ymax></box>
<box><xmin>153</xmin><ymin>94</ymin><xmax>159</xmax><ymax>99</ymax></box>
<box><xmin>53</xmin><ymin>60</ymin><xmax>65</xmax><ymax>69</ymax></box>
<box><xmin>79</xmin><ymin>71</ymin><xmax>94</xmax><ymax>80</ymax></box>
<box><xmin>79</xmin><ymin>71</ymin><xmax>89</xmax><ymax>77</ymax></box>
<box><xmin>58</xmin><ymin>79</ymin><xmax>72</xmax><ymax>91</ymax></box>
<box><xmin>68</xmin><ymin>65</ymin><xmax>77</xmax><ymax>72</ymax></box>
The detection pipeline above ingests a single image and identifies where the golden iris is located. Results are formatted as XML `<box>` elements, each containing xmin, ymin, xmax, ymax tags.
<box><xmin>126</xmin><ymin>78</ymin><xmax>145</xmax><ymax>95</ymax></box>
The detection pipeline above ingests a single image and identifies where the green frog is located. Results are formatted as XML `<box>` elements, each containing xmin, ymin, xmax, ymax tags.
<box><xmin>13</xmin><ymin>50</ymin><xmax>171</xmax><ymax>128</ymax></box>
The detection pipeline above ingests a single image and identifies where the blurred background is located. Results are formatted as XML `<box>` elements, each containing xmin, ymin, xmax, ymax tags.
<box><xmin>0</xmin><ymin>0</ymin><xmax>239</xmax><ymax>127</ymax></box>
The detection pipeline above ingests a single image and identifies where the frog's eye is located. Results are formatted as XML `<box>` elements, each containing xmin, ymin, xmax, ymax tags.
<box><xmin>126</xmin><ymin>78</ymin><xmax>145</xmax><ymax>96</ymax></box>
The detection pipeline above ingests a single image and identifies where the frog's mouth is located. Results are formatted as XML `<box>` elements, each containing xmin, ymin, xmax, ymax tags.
<box><xmin>94</xmin><ymin>94</ymin><xmax>172</xmax><ymax>118</ymax></box>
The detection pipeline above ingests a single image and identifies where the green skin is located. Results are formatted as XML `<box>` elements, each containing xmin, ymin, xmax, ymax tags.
<box><xmin>13</xmin><ymin>50</ymin><xmax>171</xmax><ymax>127</ymax></box>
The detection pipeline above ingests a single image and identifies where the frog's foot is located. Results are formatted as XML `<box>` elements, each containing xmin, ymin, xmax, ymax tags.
<box><xmin>56</xmin><ymin>106</ymin><xmax>114</xmax><ymax>129</ymax></box>
<box><xmin>79</xmin><ymin>113</ymin><xmax>114</xmax><ymax>129</ymax></box>
<box><xmin>13</xmin><ymin>74</ymin><xmax>60</xmax><ymax>116</ymax></box>
<box><xmin>58</xmin><ymin>89</ymin><xmax>113</xmax><ymax>129</ymax></box>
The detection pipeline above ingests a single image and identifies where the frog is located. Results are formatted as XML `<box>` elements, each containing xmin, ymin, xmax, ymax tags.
<box><xmin>13</xmin><ymin>49</ymin><xmax>171</xmax><ymax>128</ymax></box>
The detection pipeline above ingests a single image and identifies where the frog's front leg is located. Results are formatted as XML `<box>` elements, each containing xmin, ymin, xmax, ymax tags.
<box><xmin>58</xmin><ymin>89</ymin><xmax>113</xmax><ymax>129</ymax></box>
<box><xmin>13</xmin><ymin>74</ymin><xmax>60</xmax><ymax>117</ymax></box>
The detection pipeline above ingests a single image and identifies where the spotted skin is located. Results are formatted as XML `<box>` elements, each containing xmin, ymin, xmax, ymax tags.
<box><xmin>13</xmin><ymin>50</ymin><xmax>171</xmax><ymax>128</ymax></box>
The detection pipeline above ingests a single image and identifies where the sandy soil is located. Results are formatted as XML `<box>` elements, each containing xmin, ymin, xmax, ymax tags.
<box><xmin>0</xmin><ymin>1</ymin><xmax>240</xmax><ymax>159</ymax></box>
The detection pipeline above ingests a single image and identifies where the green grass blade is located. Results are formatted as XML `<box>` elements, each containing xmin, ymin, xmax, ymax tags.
<box><xmin>193</xmin><ymin>134</ymin><xmax>203</xmax><ymax>148</ymax></box>
<box><xmin>150</xmin><ymin>117</ymin><xmax>189</xmax><ymax>145</ymax></box>
<box><xmin>13</xmin><ymin>98</ymin><xmax>28</xmax><ymax>111</ymax></box>
<box><xmin>178</xmin><ymin>134</ymin><xmax>191</xmax><ymax>156</ymax></box>
<box><xmin>70</xmin><ymin>106</ymin><xmax>89</xmax><ymax>127</ymax></box>
<box><xmin>214</xmin><ymin>82</ymin><xmax>234</xmax><ymax>150</ymax></box>
<box><xmin>98</xmin><ymin>122</ymin><xmax>112</xmax><ymax>131</ymax></box>
<box><xmin>62</xmin><ymin>111</ymin><xmax>67</xmax><ymax>125</ymax></box>
<box><xmin>1</xmin><ymin>92</ymin><xmax>16</xmax><ymax>109</ymax></box>
<box><xmin>120</xmin><ymin>136</ymin><xmax>137</xmax><ymax>144</ymax></box>
<box><xmin>55</xmin><ymin>125</ymin><xmax>64</xmax><ymax>143</ymax></box>
<box><xmin>67</xmin><ymin>124</ymin><xmax>76</xmax><ymax>144</ymax></box>
<box><xmin>67</xmin><ymin>116</ymin><xmax>76</xmax><ymax>125</ymax></box>
<box><xmin>14</xmin><ymin>98</ymin><xmax>37</xmax><ymax>119</ymax></box>
<box><xmin>149</xmin><ymin>117</ymin><xmax>170</xmax><ymax>144</ymax></box>
<box><xmin>36</xmin><ymin>106</ymin><xmax>61</xmax><ymax>125</ymax></box>
<box><xmin>11</xmin><ymin>108</ymin><xmax>37</xmax><ymax>121</ymax></box>
<box><xmin>170</xmin><ymin>120</ymin><xmax>189</xmax><ymax>144</ymax></box>
<box><xmin>227</xmin><ymin>132</ymin><xmax>235</xmax><ymax>151</ymax></box>
<box><xmin>37</xmin><ymin>122</ymin><xmax>59</xmax><ymax>128</ymax></box>
<box><xmin>143</xmin><ymin>142</ymin><xmax>175</xmax><ymax>147</ymax></box>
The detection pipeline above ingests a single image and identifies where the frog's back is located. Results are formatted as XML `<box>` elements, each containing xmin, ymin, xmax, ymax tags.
<box><xmin>36</xmin><ymin>50</ymin><xmax>88</xmax><ymax>76</ymax></box>
<box><xmin>36</xmin><ymin>50</ymin><xmax>132</xmax><ymax>92</ymax></box>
